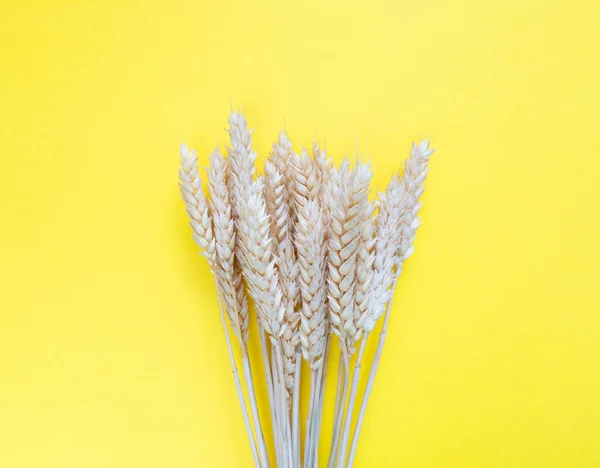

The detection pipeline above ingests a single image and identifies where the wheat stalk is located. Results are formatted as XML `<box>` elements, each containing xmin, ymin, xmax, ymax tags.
<box><xmin>264</xmin><ymin>148</ymin><xmax>302</xmax><ymax>466</ymax></box>
<box><xmin>296</xmin><ymin>198</ymin><xmax>328</xmax><ymax>466</ymax></box>
<box><xmin>337</xmin><ymin>163</ymin><xmax>375</xmax><ymax>467</ymax></box>
<box><xmin>206</xmin><ymin>146</ymin><xmax>250</xmax><ymax>342</ymax></box>
<box><xmin>178</xmin><ymin>143</ymin><xmax>261</xmax><ymax>467</ymax></box>
<box><xmin>225</xmin><ymin>111</ymin><xmax>272</xmax><ymax>468</ymax></box>
<box><xmin>347</xmin><ymin>140</ymin><xmax>434</xmax><ymax>468</ymax></box>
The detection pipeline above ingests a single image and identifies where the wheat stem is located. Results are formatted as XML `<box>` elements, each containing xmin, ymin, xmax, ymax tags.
<box><xmin>214</xmin><ymin>280</ymin><xmax>260</xmax><ymax>467</ymax></box>
<box><xmin>242</xmin><ymin>350</ymin><xmax>270</xmax><ymax>468</ymax></box>
<box><xmin>259</xmin><ymin>325</ymin><xmax>279</xmax><ymax>467</ymax></box>
<box><xmin>303</xmin><ymin>369</ymin><xmax>317</xmax><ymax>467</ymax></box>
<box><xmin>347</xmin><ymin>279</ymin><xmax>397</xmax><ymax>468</ymax></box>
<box><xmin>328</xmin><ymin>343</ymin><xmax>349</xmax><ymax>468</ymax></box>
<box><xmin>327</xmin><ymin>354</ymin><xmax>343</xmax><ymax>467</ymax></box>
<box><xmin>337</xmin><ymin>337</ymin><xmax>367</xmax><ymax>467</ymax></box>
<box><xmin>275</xmin><ymin>342</ymin><xmax>293</xmax><ymax>467</ymax></box>
<box><xmin>271</xmin><ymin>342</ymin><xmax>285</xmax><ymax>466</ymax></box>
<box><xmin>292</xmin><ymin>351</ymin><xmax>302</xmax><ymax>468</ymax></box>
<box><xmin>311</xmin><ymin>335</ymin><xmax>331</xmax><ymax>467</ymax></box>
<box><xmin>307</xmin><ymin>362</ymin><xmax>324</xmax><ymax>467</ymax></box>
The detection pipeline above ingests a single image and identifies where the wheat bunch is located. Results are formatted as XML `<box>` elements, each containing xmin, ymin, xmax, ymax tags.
<box><xmin>178</xmin><ymin>111</ymin><xmax>436</xmax><ymax>468</ymax></box>
<box><xmin>179</xmin><ymin>141</ymin><xmax>264</xmax><ymax>466</ymax></box>
<box><xmin>346</xmin><ymin>140</ymin><xmax>435</xmax><ymax>468</ymax></box>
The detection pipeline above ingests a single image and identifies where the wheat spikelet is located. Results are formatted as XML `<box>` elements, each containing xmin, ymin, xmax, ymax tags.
<box><xmin>237</xmin><ymin>178</ymin><xmax>286</xmax><ymax>340</ymax></box>
<box><xmin>291</xmin><ymin>148</ymin><xmax>319</xmax><ymax>212</ymax></box>
<box><xmin>264</xmin><ymin>161</ymin><xmax>290</xmax><ymax>246</ymax></box>
<box><xmin>312</xmin><ymin>141</ymin><xmax>331</xmax><ymax>198</ymax></box>
<box><xmin>398</xmin><ymin>140</ymin><xmax>434</xmax><ymax>265</ymax></box>
<box><xmin>179</xmin><ymin>143</ymin><xmax>216</xmax><ymax>267</ymax></box>
<box><xmin>269</xmin><ymin>131</ymin><xmax>296</xmax><ymax>230</ymax></box>
<box><xmin>296</xmin><ymin>199</ymin><xmax>328</xmax><ymax>369</ymax></box>
<box><xmin>207</xmin><ymin>146</ymin><xmax>250</xmax><ymax>343</ymax></box>
<box><xmin>227</xmin><ymin>111</ymin><xmax>256</xmax><ymax>218</ymax></box>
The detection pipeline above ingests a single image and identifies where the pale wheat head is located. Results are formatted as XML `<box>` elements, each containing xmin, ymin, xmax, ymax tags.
<box><xmin>207</xmin><ymin>146</ymin><xmax>249</xmax><ymax>343</ymax></box>
<box><xmin>327</xmin><ymin>162</ymin><xmax>356</xmax><ymax>350</ymax></box>
<box><xmin>360</xmin><ymin>176</ymin><xmax>403</xmax><ymax>334</ymax></box>
<box><xmin>179</xmin><ymin>143</ymin><xmax>216</xmax><ymax>267</ymax></box>
<box><xmin>398</xmin><ymin>140</ymin><xmax>434</xmax><ymax>266</ymax></box>
<box><xmin>227</xmin><ymin>111</ymin><xmax>256</xmax><ymax>217</ymax></box>
<box><xmin>265</xmin><ymin>146</ymin><xmax>300</xmax><ymax>393</ymax></box>
<box><xmin>345</xmin><ymin>163</ymin><xmax>373</xmax><ymax>351</ymax></box>
<box><xmin>269</xmin><ymin>131</ymin><xmax>296</xmax><ymax>230</ymax></box>
<box><xmin>291</xmin><ymin>148</ymin><xmax>319</xmax><ymax>211</ymax></box>
<box><xmin>237</xmin><ymin>178</ymin><xmax>286</xmax><ymax>341</ymax></box>
<box><xmin>296</xmin><ymin>199</ymin><xmax>328</xmax><ymax>369</ymax></box>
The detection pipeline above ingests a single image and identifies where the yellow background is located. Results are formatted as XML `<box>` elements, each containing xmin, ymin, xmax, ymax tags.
<box><xmin>1</xmin><ymin>0</ymin><xmax>599</xmax><ymax>466</ymax></box>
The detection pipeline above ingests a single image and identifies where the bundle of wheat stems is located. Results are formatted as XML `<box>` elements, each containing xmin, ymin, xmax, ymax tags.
<box><xmin>179</xmin><ymin>110</ymin><xmax>434</xmax><ymax>467</ymax></box>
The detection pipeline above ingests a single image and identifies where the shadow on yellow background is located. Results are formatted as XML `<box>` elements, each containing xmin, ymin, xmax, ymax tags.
<box><xmin>1</xmin><ymin>1</ymin><xmax>599</xmax><ymax>467</ymax></box>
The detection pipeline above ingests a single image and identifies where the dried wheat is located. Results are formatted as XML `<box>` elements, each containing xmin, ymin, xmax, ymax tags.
<box><xmin>347</xmin><ymin>140</ymin><xmax>435</xmax><ymax>468</ymax></box>
<box><xmin>296</xmin><ymin>199</ymin><xmax>328</xmax><ymax>369</ymax></box>
<box><xmin>207</xmin><ymin>146</ymin><xmax>249</xmax><ymax>343</ymax></box>
<box><xmin>179</xmin><ymin>143</ymin><xmax>216</xmax><ymax>266</ymax></box>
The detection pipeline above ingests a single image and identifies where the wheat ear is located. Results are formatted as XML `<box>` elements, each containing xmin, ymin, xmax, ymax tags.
<box><xmin>269</xmin><ymin>130</ymin><xmax>297</xmax><ymax>229</ymax></box>
<box><xmin>347</xmin><ymin>140</ymin><xmax>434</xmax><ymax>468</ymax></box>
<box><xmin>226</xmin><ymin>111</ymin><xmax>272</xmax><ymax>468</ymax></box>
<box><xmin>296</xmin><ymin>199</ymin><xmax>328</xmax><ymax>467</ymax></box>
<box><xmin>179</xmin><ymin>143</ymin><xmax>259</xmax><ymax>467</ymax></box>
<box><xmin>264</xmin><ymin>149</ymin><xmax>303</xmax><ymax>468</ymax></box>
<box><xmin>179</xmin><ymin>143</ymin><xmax>216</xmax><ymax>266</ymax></box>
<box><xmin>326</xmin><ymin>161</ymin><xmax>358</xmax><ymax>468</ymax></box>
<box><xmin>338</xmin><ymin>163</ymin><xmax>375</xmax><ymax>467</ymax></box>
<box><xmin>207</xmin><ymin>146</ymin><xmax>249</xmax><ymax>342</ymax></box>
